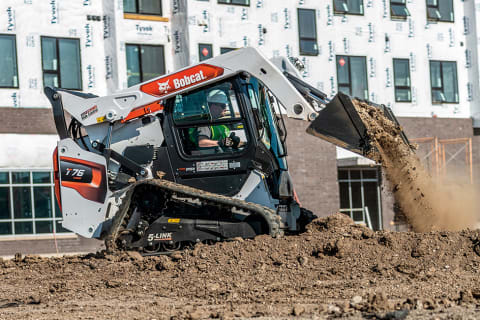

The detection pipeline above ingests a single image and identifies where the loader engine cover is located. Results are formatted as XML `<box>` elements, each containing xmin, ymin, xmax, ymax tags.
<box><xmin>60</xmin><ymin>158</ymin><xmax>107</xmax><ymax>203</ymax></box>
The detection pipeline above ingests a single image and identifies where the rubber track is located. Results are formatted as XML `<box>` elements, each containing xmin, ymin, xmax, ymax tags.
<box><xmin>105</xmin><ymin>179</ymin><xmax>283</xmax><ymax>252</ymax></box>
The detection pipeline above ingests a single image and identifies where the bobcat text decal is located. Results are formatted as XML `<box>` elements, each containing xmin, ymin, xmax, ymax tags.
<box><xmin>140</xmin><ymin>64</ymin><xmax>224</xmax><ymax>97</ymax></box>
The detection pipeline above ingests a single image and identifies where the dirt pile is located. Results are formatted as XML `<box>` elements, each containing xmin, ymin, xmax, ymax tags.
<box><xmin>353</xmin><ymin>100</ymin><xmax>479</xmax><ymax>232</ymax></box>
<box><xmin>1</xmin><ymin>213</ymin><xmax>480</xmax><ymax>319</ymax></box>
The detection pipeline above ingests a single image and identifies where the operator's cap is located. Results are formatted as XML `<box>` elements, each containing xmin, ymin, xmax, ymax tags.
<box><xmin>207</xmin><ymin>89</ymin><xmax>228</xmax><ymax>106</ymax></box>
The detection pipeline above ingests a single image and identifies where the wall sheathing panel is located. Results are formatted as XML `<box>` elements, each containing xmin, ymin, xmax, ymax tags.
<box><xmin>186</xmin><ymin>0</ymin><xmax>477</xmax><ymax>119</ymax></box>
<box><xmin>0</xmin><ymin>0</ymin><xmax>173</xmax><ymax>105</ymax></box>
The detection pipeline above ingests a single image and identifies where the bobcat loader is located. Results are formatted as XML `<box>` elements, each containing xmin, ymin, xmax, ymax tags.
<box><xmin>45</xmin><ymin>47</ymin><xmax>406</xmax><ymax>255</ymax></box>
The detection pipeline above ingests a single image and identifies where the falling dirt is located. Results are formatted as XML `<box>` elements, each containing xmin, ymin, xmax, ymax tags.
<box><xmin>353</xmin><ymin>100</ymin><xmax>479</xmax><ymax>232</ymax></box>
<box><xmin>1</xmin><ymin>213</ymin><xmax>480</xmax><ymax>319</ymax></box>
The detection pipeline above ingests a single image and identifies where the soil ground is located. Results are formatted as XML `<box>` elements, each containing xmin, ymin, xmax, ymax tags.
<box><xmin>1</xmin><ymin>213</ymin><xmax>480</xmax><ymax>319</ymax></box>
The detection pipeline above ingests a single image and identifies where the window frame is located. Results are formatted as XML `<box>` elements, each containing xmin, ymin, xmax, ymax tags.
<box><xmin>333</xmin><ymin>0</ymin><xmax>364</xmax><ymax>16</ymax></box>
<box><xmin>168</xmin><ymin>77</ymin><xmax>253</xmax><ymax>161</ymax></box>
<box><xmin>198</xmin><ymin>43</ymin><xmax>214</xmax><ymax>61</ymax></box>
<box><xmin>336</xmin><ymin>55</ymin><xmax>369</xmax><ymax>100</ymax></box>
<box><xmin>338</xmin><ymin>167</ymin><xmax>383</xmax><ymax>230</ymax></box>
<box><xmin>220</xmin><ymin>47</ymin><xmax>237</xmax><ymax>54</ymax></box>
<box><xmin>125</xmin><ymin>43</ymin><xmax>166</xmax><ymax>87</ymax></box>
<box><xmin>429</xmin><ymin>60</ymin><xmax>459</xmax><ymax>104</ymax></box>
<box><xmin>41</xmin><ymin>36</ymin><xmax>83</xmax><ymax>91</ymax></box>
<box><xmin>427</xmin><ymin>0</ymin><xmax>454</xmax><ymax>23</ymax></box>
<box><xmin>0</xmin><ymin>170</ymin><xmax>72</xmax><ymax>237</ymax></box>
<box><xmin>390</xmin><ymin>0</ymin><xmax>410</xmax><ymax>20</ymax></box>
<box><xmin>297</xmin><ymin>8</ymin><xmax>319</xmax><ymax>56</ymax></box>
<box><xmin>0</xmin><ymin>34</ymin><xmax>19</xmax><ymax>89</ymax></box>
<box><xmin>217</xmin><ymin>0</ymin><xmax>250</xmax><ymax>6</ymax></box>
<box><xmin>123</xmin><ymin>0</ymin><xmax>163</xmax><ymax>16</ymax></box>
<box><xmin>393</xmin><ymin>58</ymin><xmax>412</xmax><ymax>103</ymax></box>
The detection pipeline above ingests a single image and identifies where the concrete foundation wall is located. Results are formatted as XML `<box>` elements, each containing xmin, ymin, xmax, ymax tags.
<box><xmin>0</xmin><ymin>236</ymin><xmax>103</xmax><ymax>257</ymax></box>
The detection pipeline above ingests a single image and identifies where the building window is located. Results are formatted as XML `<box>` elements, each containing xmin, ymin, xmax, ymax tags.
<box><xmin>124</xmin><ymin>0</ymin><xmax>162</xmax><ymax>15</ymax></box>
<box><xmin>199</xmin><ymin>43</ymin><xmax>213</xmax><ymax>61</ymax></box>
<box><xmin>390</xmin><ymin>0</ymin><xmax>410</xmax><ymax>19</ymax></box>
<box><xmin>0</xmin><ymin>35</ymin><xmax>18</xmax><ymax>88</ymax></box>
<box><xmin>220</xmin><ymin>47</ymin><xmax>236</xmax><ymax>54</ymax></box>
<box><xmin>338</xmin><ymin>168</ymin><xmax>382</xmax><ymax>230</ymax></box>
<box><xmin>333</xmin><ymin>0</ymin><xmax>364</xmax><ymax>15</ymax></box>
<box><xmin>427</xmin><ymin>0</ymin><xmax>454</xmax><ymax>22</ymax></box>
<box><xmin>393</xmin><ymin>59</ymin><xmax>411</xmax><ymax>102</ymax></box>
<box><xmin>297</xmin><ymin>9</ymin><xmax>319</xmax><ymax>56</ymax></box>
<box><xmin>430</xmin><ymin>61</ymin><xmax>458</xmax><ymax>104</ymax></box>
<box><xmin>336</xmin><ymin>55</ymin><xmax>368</xmax><ymax>99</ymax></box>
<box><xmin>126</xmin><ymin>44</ymin><xmax>165</xmax><ymax>87</ymax></box>
<box><xmin>41</xmin><ymin>37</ymin><xmax>82</xmax><ymax>90</ymax></box>
<box><xmin>217</xmin><ymin>0</ymin><xmax>250</xmax><ymax>6</ymax></box>
<box><xmin>0</xmin><ymin>170</ymin><xmax>71</xmax><ymax>236</ymax></box>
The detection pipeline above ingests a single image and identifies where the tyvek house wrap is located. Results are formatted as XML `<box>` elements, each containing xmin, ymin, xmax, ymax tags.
<box><xmin>171</xmin><ymin>0</ymin><xmax>190</xmax><ymax>70</ymax></box>
<box><xmin>0</xmin><ymin>0</ymin><xmax>106</xmax><ymax>168</ymax></box>
<box><xmin>0</xmin><ymin>0</ymin><xmax>172</xmax><ymax>168</ymax></box>
<box><xmin>184</xmin><ymin>0</ymin><xmax>476</xmax><ymax>120</ymax></box>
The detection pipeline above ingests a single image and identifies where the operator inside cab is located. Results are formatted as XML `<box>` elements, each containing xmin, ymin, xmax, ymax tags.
<box><xmin>189</xmin><ymin>89</ymin><xmax>242</xmax><ymax>152</ymax></box>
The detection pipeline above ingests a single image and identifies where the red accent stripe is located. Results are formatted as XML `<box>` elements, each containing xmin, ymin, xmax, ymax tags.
<box><xmin>53</xmin><ymin>147</ymin><xmax>62</xmax><ymax>212</ymax></box>
<box><xmin>60</xmin><ymin>157</ymin><xmax>107</xmax><ymax>204</ymax></box>
<box><xmin>121</xmin><ymin>101</ymin><xmax>164</xmax><ymax>123</ymax></box>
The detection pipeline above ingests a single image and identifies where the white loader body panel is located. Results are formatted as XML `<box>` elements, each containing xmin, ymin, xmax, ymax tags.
<box><xmin>57</xmin><ymin>139</ymin><xmax>111</xmax><ymax>238</ymax></box>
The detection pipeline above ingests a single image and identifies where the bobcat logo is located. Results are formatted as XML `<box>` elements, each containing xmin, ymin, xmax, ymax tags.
<box><xmin>157</xmin><ymin>80</ymin><xmax>170</xmax><ymax>93</ymax></box>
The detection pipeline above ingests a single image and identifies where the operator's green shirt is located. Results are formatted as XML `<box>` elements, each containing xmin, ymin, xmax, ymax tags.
<box><xmin>189</xmin><ymin>125</ymin><xmax>230</xmax><ymax>146</ymax></box>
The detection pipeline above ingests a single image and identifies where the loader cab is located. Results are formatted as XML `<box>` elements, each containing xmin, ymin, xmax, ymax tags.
<box><xmin>172</xmin><ymin>81</ymin><xmax>250</xmax><ymax>156</ymax></box>
<box><xmin>161</xmin><ymin>74</ymin><xmax>287</xmax><ymax>199</ymax></box>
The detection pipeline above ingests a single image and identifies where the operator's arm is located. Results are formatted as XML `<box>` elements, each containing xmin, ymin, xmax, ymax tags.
<box><xmin>198</xmin><ymin>137</ymin><xmax>221</xmax><ymax>148</ymax></box>
<box><xmin>196</xmin><ymin>127</ymin><xmax>219</xmax><ymax>148</ymax></box>
<box><xmin>198</xmin><ymin>131</ymin><xmax>241</xmax><ymax>149</ymax></box>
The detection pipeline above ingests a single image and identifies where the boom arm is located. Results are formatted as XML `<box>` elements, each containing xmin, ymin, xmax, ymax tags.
<box><xmin>46</xmin><ymin>48</ymin><xmax>319</xmax><ymax>129</ymax></box>
<box><xmin>45</xmin><ymin>47</ymin><xmax>408</xmax><ymax>159</ymax></box>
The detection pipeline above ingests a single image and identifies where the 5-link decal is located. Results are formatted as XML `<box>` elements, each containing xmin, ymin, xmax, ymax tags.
<box><xmin>147</xmin><ymin>232</ymin><xmax>173</xmax><ymax>242</ymax></box>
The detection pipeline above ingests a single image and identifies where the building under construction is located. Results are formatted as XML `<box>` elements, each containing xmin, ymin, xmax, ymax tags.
<box><xmin>0</xmin><ymin>0</ymin><xmax>479</xmax><ymax>255</ymax></box>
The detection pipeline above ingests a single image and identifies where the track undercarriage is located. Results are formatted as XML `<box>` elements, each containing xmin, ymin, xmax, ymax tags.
<box><xmin>105</xmin><ymin>179</ymin><xmax>289</xmax><ymax>256</ymax></box>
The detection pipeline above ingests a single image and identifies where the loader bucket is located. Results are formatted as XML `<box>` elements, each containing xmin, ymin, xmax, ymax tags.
<box><xmin>306</xmin><ymin>92</ymin><xmax>372</xmax><ymax>156</ymax></box>
<box><xmin>306</xmin><ymin>92</ymin><xmax>410</xmax><ymax>157</ymax></box>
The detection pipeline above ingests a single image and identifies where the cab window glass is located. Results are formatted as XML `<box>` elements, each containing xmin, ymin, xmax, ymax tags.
<box><xmin>171</xmin><ymin>80</ymin><xmax>248</xmax><ymax>156</ymax></box>
<box><xmin>247</xmin><ymin>77</ymin><xmax>286</xmax><ymax>158</ymax></box>
<box><xmin>248</xmin><ymin>85</ymin><xmax>271</xmax><ymax>149</ymax></box>
<box><xmin>173</xmin><ymin>82</ymin><xmax>241</xmax><ymax>124</ymax></box>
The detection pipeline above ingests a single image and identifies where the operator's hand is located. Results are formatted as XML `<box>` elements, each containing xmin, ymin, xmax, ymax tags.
<box><xmin>218</xmin><ymin>132</ymin><xmax>241</xmax><ymax>149</ymax></box>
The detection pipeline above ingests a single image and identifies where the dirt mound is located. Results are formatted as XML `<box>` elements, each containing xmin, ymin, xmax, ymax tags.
<box><xmin>353</xmin><ymin>100</ymin><xmax>479</xmax><ymax>232</ymax></box>
<box><xmin>1</xmin><ymin>213</ymin><xmax>480</xmax><ymax>319</ymax></box>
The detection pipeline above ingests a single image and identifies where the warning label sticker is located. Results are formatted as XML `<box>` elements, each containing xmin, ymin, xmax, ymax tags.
<box><xmin>196</xmin><ymin>160</ymin><xmax>228</xmax><ymax>172</ymax></box>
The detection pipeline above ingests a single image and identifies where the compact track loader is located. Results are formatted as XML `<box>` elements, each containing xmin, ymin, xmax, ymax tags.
<box><xmin>45</xmin><ymin>47</ymin><xmax>406</xmax><ymax>255</ymax></box>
